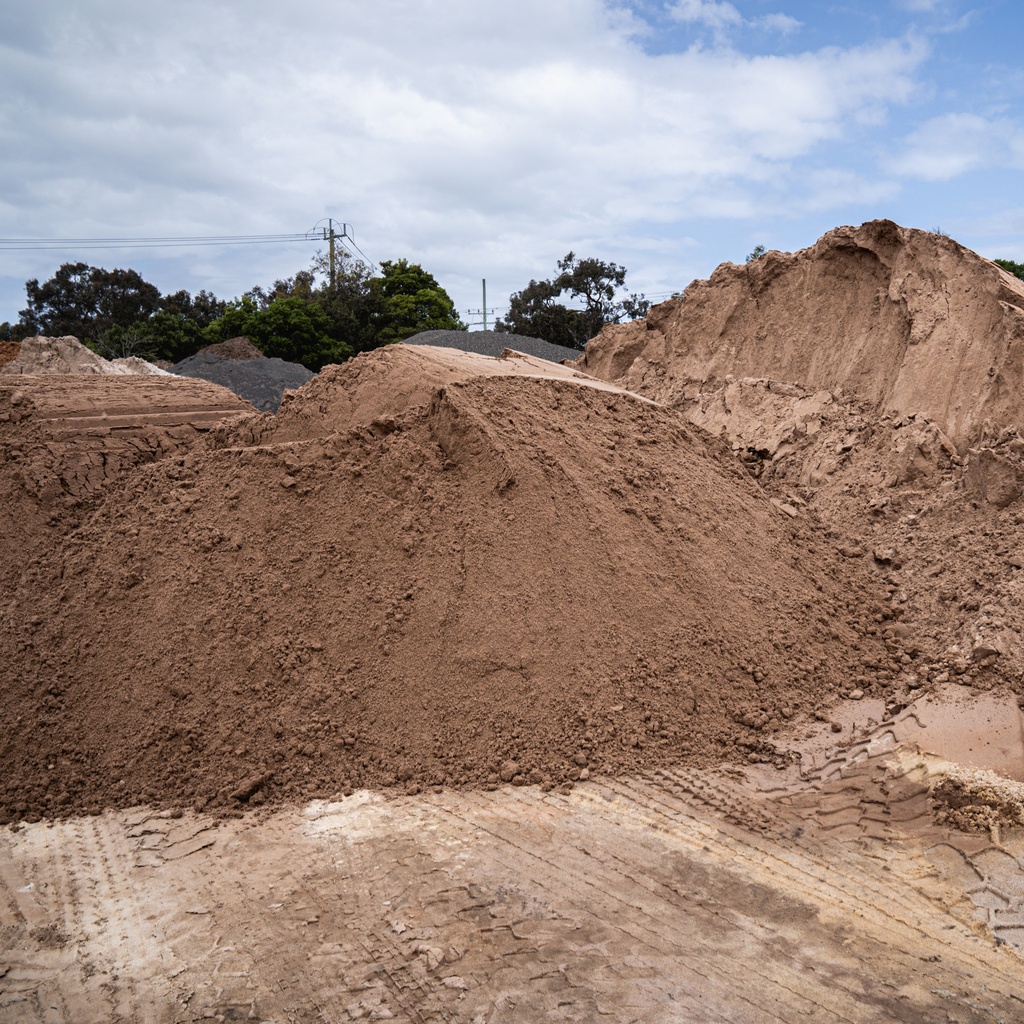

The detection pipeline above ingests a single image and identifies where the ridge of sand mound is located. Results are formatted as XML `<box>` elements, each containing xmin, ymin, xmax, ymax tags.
<box><xmin>224</xmin><ymin>343</ymin><xmax>644</xmax><ymax>446</ymax></box>
<box><xmin>3</xmin><ymin>335</ymin><xmax>167</xmax><ymax>376</ymax></box>
<box><xmin>0</xmin><ymin>346</ymin><xmax>898</xmax><ymax>822</ymax></box>
<box><xmin>581</xmin><ymin>220</ymin><xmax>1024</xmax><ymax>449</ymax></box>
<box><xmin>405</xmin><ymin>328</ymin><xmax>581</xmax><ymax>363</ymax></box>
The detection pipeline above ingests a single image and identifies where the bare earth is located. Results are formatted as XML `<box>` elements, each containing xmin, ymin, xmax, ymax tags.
<box><xmin>4</xmin><ymin>224</ymin><xmax>1024</xmax><ymax>1021</ymax></box>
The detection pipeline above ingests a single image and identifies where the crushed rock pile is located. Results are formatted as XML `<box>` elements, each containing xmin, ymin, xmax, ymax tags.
<box><xmin>579</xmin><ymin>219</ymin><xmax>1024</xmax><ymax>688</ymax></box>
<box><xmin>0</xmin><ymin>344</ymin><xmax>898</xmax><ymax>822</ymax></box>
<box><xmin>406</xmin><ymin>329</ymin><xmax>581</xmax><ymax>363</ymax></box>
<box><xmin>2</xmin><ymin>336</ymin><xmax>170</xmax><ymax>376</ymax></box>
<box><xmin>171</xmin><ymin>341</ymin><xmax>313</xmax><ymax>413</ymax></box>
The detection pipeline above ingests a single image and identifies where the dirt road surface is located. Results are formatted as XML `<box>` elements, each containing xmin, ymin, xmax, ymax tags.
<box><xmin>3</xmin><ymin>688</ymin><xmax>1023</xmax><ymax>1024</ymax></box>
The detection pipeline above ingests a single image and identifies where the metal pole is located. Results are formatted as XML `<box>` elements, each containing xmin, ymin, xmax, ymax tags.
<box><xmin>329</xmin><ymin>219</ymin><xmax>337</xmax><ymax>290</ymax></box>
<box><xmin>482</xmin><ymin>279</ymin><xmax>487</xmax><ymax>331</ymax></box>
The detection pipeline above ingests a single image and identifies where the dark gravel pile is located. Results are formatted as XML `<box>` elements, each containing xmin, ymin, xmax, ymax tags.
<box><xmin>170</xmin><ymin>352</ymin><xmax>314</xmax><ymax>413</ymax></box>
<box><xmin>404</xmin><ymin>330</ymin><xmax>581</xmax><ymax>364</ymax></box>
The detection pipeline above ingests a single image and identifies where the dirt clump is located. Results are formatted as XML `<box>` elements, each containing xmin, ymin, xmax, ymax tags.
<box><xmin>0</xmin><ymin>345</ymin><xmax>896</xmax><ymax>822</ymax></box>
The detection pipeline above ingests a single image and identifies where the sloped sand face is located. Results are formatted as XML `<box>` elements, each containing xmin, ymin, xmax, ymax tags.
<box><xmin>1</xmin><ymin>347</ymin><xmax>896</xmax><ymax>822</ymax></box>
<box><xmin>582</xmin><ymin>220</ymin><xmax>1024</xmax><ymax>449</ymax></box>
<box><xmin>0</xmin><ymin>374</ymin><xmax>252</xmax><ymax>598</ymax></box>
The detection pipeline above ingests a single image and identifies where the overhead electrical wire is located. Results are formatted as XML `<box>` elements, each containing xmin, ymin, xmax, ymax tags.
<box><xmin>0</xmin><ymin>231</ymin><xmax>320</xmax><ymax>251</ymax></box>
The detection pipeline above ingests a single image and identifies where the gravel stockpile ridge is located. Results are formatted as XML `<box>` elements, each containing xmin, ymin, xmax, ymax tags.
<box><xmin>405</xmin><ymin>329</ymin><xmax>580</xmax><ymax>363</ymax></box>
<box><xmin>170</xmin><ymin>350</ymin><xmax>314</xmax><ymax>412</ymax></box>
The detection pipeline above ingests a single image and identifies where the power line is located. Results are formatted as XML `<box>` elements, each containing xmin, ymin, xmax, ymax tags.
<box><xmin>0</xmin><ymin>229</ymin><xmax>339</xmax><ymax>252</ymax></box>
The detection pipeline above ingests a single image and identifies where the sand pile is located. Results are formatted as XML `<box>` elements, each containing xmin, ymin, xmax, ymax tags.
<box><xmin>582</xmin><ymin>220</ymin><xmax>1024</xmax><ymax>450</ymax></box>
<box><xmin>170</xmin><ymin>341</ymin><xmax>313</xmax><ymax>412</ymax></box>
<box><xmin>406</xmin><ymin>328</ymin><xmax>581</xmax><ymax>363</ymax></box>
<box><xmin>0</xmin><ymin>375</ymin><xmax>252</xmax><ymax>599</ymax></box>
<box><xmin>0</xmin><ymin>341</ymin><xmax>21</xmax><ymax>369</ymax></box>
<box><xmin>0</xmin><ymin>345</ymin><xmax>898</xmax><ymax>822</ymax></box>
<box><xmin>2</xmin><ymin>335</ymin><xmax>169</xmax><ymax>376</ymax></box>
<box><xmin>577</xmin><ymin>220</ymin><xmax>1024</xmax><ymax>686</ymax></box>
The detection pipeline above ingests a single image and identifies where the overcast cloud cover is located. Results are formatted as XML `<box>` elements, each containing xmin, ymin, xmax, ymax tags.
<box><xmin>2</xmin><ymin>0</ymin><xmax>1022</xmax><ymax>326</ymax></box>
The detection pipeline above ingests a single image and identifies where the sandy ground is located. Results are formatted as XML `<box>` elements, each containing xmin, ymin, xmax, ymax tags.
<box><xmin>3</xmin><ymin>686</ymin><xmax>1023</xmax><ymax>1024</ymax></box>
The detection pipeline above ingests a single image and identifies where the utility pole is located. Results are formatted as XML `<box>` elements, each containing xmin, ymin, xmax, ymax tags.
<box><xmin>466</xmin><ymin>279</ymin><xmax>494</xmax><ymax>331</ymax></box>
<box><xmin>328</xmin><ymin>219</ymin><xmax>336</xmax><ymax>290</ymax></box>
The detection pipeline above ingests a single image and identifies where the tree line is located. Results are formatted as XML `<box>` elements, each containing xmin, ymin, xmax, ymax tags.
<box><xmin>1</xmin><ymin>249</ymin><xmax>651</xmax><ymax>368</ymax></box>
<box><xmin>2</xmin><ymin>251</ymin><xmax>468</xmax><ymax>370</ymax></box>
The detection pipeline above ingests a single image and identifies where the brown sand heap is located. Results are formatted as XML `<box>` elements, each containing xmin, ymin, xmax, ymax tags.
<box><xmin>579</xmin><ymin>221</ymin><xmax>1024</xmax><ymax>689</ymax></box>
<box><xmin>199</xmin><ymin>336</ymin><xmax>266</xmax><ymax>360</ymax></box>
<box><xmin>0</xmin><ymin>345</ymin><xmax>898</xmax><ymax>822</ymax></box>
<box><xmin>0</xmin><ymin>374</ymin><xmax>253</xmax><ymax>598</ymax></box>
<box><xmin>582</xmin><ymin>220</ymin><xmax>1024</xmax><ymax>450</ymax></box>
<box><xmin>3</xmin><ymin>335</ymin><xmax>168</xmax><ymax>376</ymax></box>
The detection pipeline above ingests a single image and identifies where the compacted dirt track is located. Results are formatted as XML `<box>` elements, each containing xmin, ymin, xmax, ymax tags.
<box><xmin>3</xmin><ymin>695</ymin><xmax>1024</xmax><ymax>1023</ymax></box>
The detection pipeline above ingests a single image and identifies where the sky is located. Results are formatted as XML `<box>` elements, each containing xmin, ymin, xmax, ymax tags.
<box><xmin>2</xmin><ymin>0</ymin><xmax>1022</xmax><ymax>329</ymax></box>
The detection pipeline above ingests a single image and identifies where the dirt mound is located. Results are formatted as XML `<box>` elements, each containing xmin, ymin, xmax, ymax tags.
<box><xmin>0</xmin><ymin>341</ymin><xmax>20</xmax><ymax>369</ymax></box>
<box><xmin>170</xmin><ymin>350</ymin><xmax>313</xmax><ymax>412</ymax></box>
<box><xmin>0</xmin><ymin>345</ymin><xmax>898</xmax><ymax>822</ymax></box>
<box><xmin>575</xmin><ymin>221</ymin><xmax>1024</xmax><ymax>688</ymax></box>
<box><xmin>2</xmin><ymin>336</ymin><xmax>167</xmax><ymax>376</ymax></box>
<box><xmin>225</xmin><ymin>343</ymin><xmax>634</xmax><ymax>446</ymax></box>
<box><xmin>199</xmin><ymin>336</ymin><xmax>266</xmax><ymax>360</ymax></box>
<box><xmin>0</xmin><ymin>374</ymin><xmax>252</xmax><ymax>599</ymax></box>
<box><xmin>581</xmin><ymin>220</ymin><xmax>1024</xmax><ymax>450</ymax></box>
<box><xmin>109</xmin><ymin>356</ymin><xmax>172</xmax><ymax>375</ymax></box>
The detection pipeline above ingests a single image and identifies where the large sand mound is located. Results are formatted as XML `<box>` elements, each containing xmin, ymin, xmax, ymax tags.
<box><xmin>0</xmin><ymin>345</ymin><xmax>896</xmax><ymax>822</ymax></box>
<box><xmin>581</xmin><ymin>220</ymin><xmax>1024</xmax><ymax>449</ymax></box>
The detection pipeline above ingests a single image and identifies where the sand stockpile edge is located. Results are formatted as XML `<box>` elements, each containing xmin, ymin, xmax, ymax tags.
<box><xmin>3</xmin><ymin>335</ymin><xmax>169</xmax><ymax>376</ymax></box>
<box><xmin>0</xmin><ymin>347</ymin><xmax>900</xmax><ymax>822</ymax></box>
<box><xmin>580</xmin><ymin>220</ymin><xmax>1024</xmax><ymax>450</ymax></box>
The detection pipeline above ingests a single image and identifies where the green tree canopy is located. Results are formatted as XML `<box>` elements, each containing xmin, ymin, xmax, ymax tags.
<box><xmin>20</xmin><ymin>262</ymin><xmax>162</xmax><ymax>341</ymax></box>
<box><xmin>497</xmin><ymin>252</ymin><xmax>649</xmax><ymax>350</ymax></box>
<box><xmin>204</xmin><ymin>294</ymin><xmax>352</xmax><ymax>371</ymax></box>
<box><xmin>370</xmin><ymin>259</ymin><xmax>466</xmax><ymax>344</ymax></box>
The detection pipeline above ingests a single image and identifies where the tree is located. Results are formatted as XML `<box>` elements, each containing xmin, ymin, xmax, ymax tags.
<box><xmin>746</xmin><ymin>244</ymin><xmax>767</xmax><ymax>263</ymax></box>
<box><xmin>20</xmin><ymin>262</ymin><xmax>161</xmax><ymax>341</ymax></box>
<box><xmin>370</xmin><ymin>259</ymin><xmax>466</xmax><ymax>344</ymax></box>
<box><xmin>995</xmin><ymin>259</ymin><xmax>1024</xmax><ymax>281</ymax></box>
<box><xmin>310</xmin><ymin>250</ymin><xmax>379</xmax><ymax>355</ymax></box>
<box><xmin>204</xmin><ymin>294</ymin><xmax>352</xmax><ymax>371</ymax></box>
<box><xmin>497</xmin><ymin>252</ymin><xmax>649</xmax><ymax>350</ymax></box>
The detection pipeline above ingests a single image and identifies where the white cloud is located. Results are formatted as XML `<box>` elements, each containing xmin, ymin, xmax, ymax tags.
<box><xmin>0</xmin><ymin>1</ymin><xmax>931</xmax><ymax>318</ymax></box>
<box><xmin>669</xmin><ymin>0</ymin><xmax>743</xmax><ymax>31</ymax></box>
<box><xmin>668</xmin><ymin>1</ymin><xmax>801</xmax><ymax>38</ymax></box>
<box><xmin>888</xmin><ymin>113</ymin><xmax>1024</xmax><ymax>180</ymax></box>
